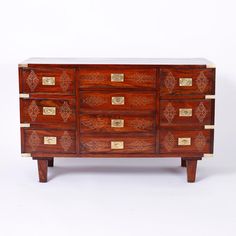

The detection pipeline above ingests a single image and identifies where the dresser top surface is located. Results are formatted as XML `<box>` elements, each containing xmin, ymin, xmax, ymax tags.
<box><xmin>19</xmin><ymin>58</ymin><xmax>214</xmax><ymax>67</ymax></box>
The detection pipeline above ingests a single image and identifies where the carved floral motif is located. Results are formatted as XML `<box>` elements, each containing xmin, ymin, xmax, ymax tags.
<box><xmin>60</xmin><ymin>131</ymin><xmax>72</xmax><ymax>151</ymax></box>
<box><xmin>163</xmin><ymin>103</ymin><xmax>176</xmax><ymax>124</ymax></box>
<box><xmin>28</xmin><ymin>131</ymin><xmax>40</xmax><ymax>151</ymax></box>
<box><xmin>195</xmin><ymin>102</ymin><xmax>207</xmax><ymax>123</ymax></box>
<box><xmin>130</xmin><ymin>96</ymin><xmax>153</xmax><ymax>106</ymax></box>
<box><xmin>60</xmin><ymin>101</ymin><xmax>72</xmax><ymax>122</ymax></box>
<box><xmin>28</xmin><ymin>100</ymin><xmax>40</xmax><ymax>121</ymax></box>
<box><xmin>60</xmin><ymin>71</ymin><xmax>71</xmax><ymax>92</ymax></box>
<box><xmin>163</xmin><ymin>132</ymin><xmax>175</xmax><ymax>151</ymax></box>
<box><xmin>164</xmin><ymin>71</ymin><xmax>176</xmax><ymax>93</ymax></box>
<box><xmin>82</xmin><ymin>96</ymin><xmax>107</xmax><ymax>106</ymax></box>
<box><xmin>26</xmin><ymin>70</ymin><xmax>39</xmax><ymax>91</ymax></box>
<box><xmin>196</xmin><ymin>71</ymin><xmax>208</xmax><ymax>92</ymax></box>
<box><xmin>129</xmin><ymin>118</ymin><xmax>153</xmax><ymax>130</ymax></box>
<box><xmin>194</xmin><ymin>132</ymin><xmax>206</xmax><ymax>151</ymax></box>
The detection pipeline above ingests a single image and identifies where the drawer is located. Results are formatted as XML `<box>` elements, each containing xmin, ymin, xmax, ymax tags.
<box><xmin>21</xmin><ymin>68</ymin><xmax>75</xmax><ymax>94</ymax></box>
<box><xmin>80</xmin><ymin>114</ymin><xmax>155</xmax><ymax>133</ymax></box>
<box><xmin>160</xmin><ymin>130</ymin><xmax>213</xmax><ymax>153</ymax></box>
<box><xmin>24</xmin><ymin>129</ymin><xmax>76</xmax><ymax>153</ymax></box>
<box><xmin>80</xmin><ymin>92</ymin><xmax>156</xmax><ymax>111</ymax></box>
<box><xmin>80</xmin><ymin>136</ymin><xmax>156</xmax><ymax>153</ymax></box>
<box><xmin>20</xmin><ymin>98</ymin><xmax>76</xmax><ymax>123</ymax></box>
<box><xmin>79</xmin><ymin>68</ymin><xmax>156</xmax><ymax>89</ymax></box>
<box><xmin>160</xmin><ymin>100</ymin><xmax>214</xmax><ymax>126</ymax></box>
<box><xmin>160</xmin><ymin>68</ymin><xmax>215</xmax><ymax>95</ymax></box>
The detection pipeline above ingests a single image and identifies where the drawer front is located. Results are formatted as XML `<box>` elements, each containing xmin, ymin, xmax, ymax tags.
<box><xmin>80</xmin><ymin>92</ymin><xmax>156</xmax><ymax>111</ymax></box>
<box><xmin>160</xmin><ymin>130</ymin><xmax>213</xmax><ymax>153</ymax></box>
<box><xmin>21</xmin><ymin>68</ymin><xmax>75</xmax><ymax>94</ymax></box>
<box><xmin>79</xmin><ymin>68</ymin><xmax>156</xmax><ymax>89</ymax></box>
<box><xmin>160</xmin><ymin>100</ymin><xmax>213</xmax><ymax>126</ymax></box>
<box><xmin>24</xmin><ymin>129</ymin><xmax>76</xmax><ymax>153</ymax></box>
<box><xmin>21</xmin><ymin>99</ymin><xmax>76</xmax><ymax>123</ymax></box>
<box><xmin>80</xmin><ymin>136</ymin><xmax>155</xmax><ymax>153</ymax></box>
<box><xmin>160</xmin><ymin>69</ymin><xmax>215</xmax><ymax>95</ymax></box>
<box><xmin>80</xmin><ymin>114</ymin><xmax>155</xmax><ymax>133</ymax></box>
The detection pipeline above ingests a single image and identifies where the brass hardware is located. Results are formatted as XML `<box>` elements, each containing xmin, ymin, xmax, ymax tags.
<box><xmin>205</xmin><ymin>95</ymin><xmax>215</xmax><ymax>99</ymax></box>
<box><xmin>204</xmin><ymin>153</ymin><xmax>214</xmax><ymax>157</ymax></box>
<box><xmin>204</xmin><ymin>125</ymin><xmax>215</xmax><ymax>129</ymax></box>
<box><xmin>19</xmin><ymin>93</ymin><xmax>30</xmax><ymax>99</ymax></box>
<box><xmin>111</xmin><ymin>73</ymin><xmax>124</xmax><ymax>82</ymax></box>
<box><xmin>111</xmin><ymin>141</ymin><xmax>124</xmax><ymax>149</ymax></box>
<box><xmin>179</xmin><ymin>108</ymin><xmax>192</xmax><ymax>117</ymax></box>
<box><xmin>206</xmin><ymin>64</ymin><xmax>216</xmax><ymax>68</ymax></box>
<box><xmin>111</xmin><ymin>96</ymin><xmax>125</xmax><ymax>105</ymax></box>
<box><xmin>21</xmin><ymin>153</ymin><xmax>31</xmax><ymax>157</ymax></box>
<box><xmin>20</xmin><ymin>123</ymin><xmax>30</xmax><ymax>128</ymax></box>
<box><xmin>178</xmin><ymin>137</ymin><xmax>191</xmax><ymax>146</ymax></box>
<box><xmin>44</xmin><ymin>137</ymin><xmax>57</xmax><ymax>145</ymax></box>
<box><xmin>111</xmin><ymin>119</ymin><xmax>124</xmax><ymax>128</ymax></box>
<box><xmin>18</xmin><ymin>64</ymin><xmax>28</xmax><ymax>68</ymax></box>
<box><xmin>179</xmin><ymin>78</ymin><xmax>192</xmax><ymax>86</ymax></box>
<box><xmin>43</xmin><ymin>107</ymin><xmax>56</xmax><ymax>116</ymax></box>
<box><xmin>42</xmin><ymin>76</ymin><xmax>55</xmax><ymax>85</ymax></box>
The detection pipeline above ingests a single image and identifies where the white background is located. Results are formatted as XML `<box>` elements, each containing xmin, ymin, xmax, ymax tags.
<box><xmin>0</xmin><ymin>0</ymin><xmax>236</xmax><ymax>235</ymax></box>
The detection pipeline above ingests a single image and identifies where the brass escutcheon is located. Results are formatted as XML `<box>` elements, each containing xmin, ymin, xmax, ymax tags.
<box><xmin>111</xmin><ymin>119</ymin><xmax>124</xmax><ymax>128</ymax></box>
<box><xmin>43</xmin><ymin>107</ymin><xmax>56</xmax><ymax>116</ymax></box>
<box><xmin>42</xmin><ymin>77</ymin><xmax>55</xmax><ymax>85</ymax></box>
<box><xmin>111</xmin><ymin>141</ymin><xmax>124</xmax><ymax>149</ymax></box>
<box><xmin>111</xmin><ymin>73</ymin><xmax>124</xmax><ymax>82</ymax></box>
<box><xmin>178</xmin><ymin>137</ymin><xmax>191</xmax><ymax>146</ymax></box>
<box><xmin>44</xmin><ymin>136</ymin><xmax>57</xmax><ymax>145</ymax></box>
<box><xmin>179</xmin><ymin>78</ymin><xmax>192</xmax><ymax>86</ymax></box>
<box><xmin>179</xmin><ymin>108</ymin><xmax>192</xmax><ymax>117</ymax></box>
<box><xmin>111</xmin><ymin>96</ymin><xmax>125</xmax><ymax>105</ymax></box>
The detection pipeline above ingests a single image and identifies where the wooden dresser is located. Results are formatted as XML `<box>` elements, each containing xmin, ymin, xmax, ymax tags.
<box><xmin>18</xmin><ymin>58</ymin><xmax>215</xmax><ymax>183</ymax></box>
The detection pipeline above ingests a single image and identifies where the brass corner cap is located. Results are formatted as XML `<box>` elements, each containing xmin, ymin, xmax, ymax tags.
<box><xmin>18</xmin><ymin>63</ymin><xmax>28</xmax><ymax>68</ymax></box>
<box><xmin>203</xmin><ymin>153</ymin><xmax>214</xmax><ymax>157</ymax></box>
<box><xmin>19</xmin><ymin>93</ymin><xmax>30</xmax><ymax>99</ymax></box>
<box><xmin>205</xmin><ymin>95</ymin><xmax>215</xmax><ymax>99</ymax></box>
<box><xmin>204</xmin><ymin>125</ymin><xmax>215</xmax><ymax>130</ymax></box>
<box><xmin>21</xmin><ymin>153</ymin><xmax>31</xmax><ymax>157</ymax></box>
<box><xmin>206</xmin><ymin>63</ymin><xmax>216</xmax><ymax>68</ymax></box>
<box><xmin>20</xmin><ymin>123</ymin><xmax>30</xmax><ymax>128</ymax></box>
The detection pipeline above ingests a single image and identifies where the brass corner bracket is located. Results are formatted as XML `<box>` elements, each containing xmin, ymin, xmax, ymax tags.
<box><xmin>18</xmin><ymin>64</ymin><xmax>28</xmax><ymax>68</ymax></box>
<box><xmin>21</xmin><ymin>153</ymin><xmax>31</xmax><ymax>157</ymax></box>
<box><xmin>203</xmin><ymin>153</ymin><xmax>214</xmax><ymax>158</ymax></box>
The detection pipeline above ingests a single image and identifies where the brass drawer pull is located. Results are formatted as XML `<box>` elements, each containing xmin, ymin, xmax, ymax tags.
<box><xmin>111</xmin><ymin>96</ymin><xmax>125</xmax><ymax>105</ymax></box>
<box><xmin>111</xmin><ymin>73</ymin><xmax>124</xmax><ymax>82</ymax></box>
<box><xmin>44</xmin><ymin>136</ymin><xmax>57</xmax><ymax>145</ymax></box>
<box><xmin>42</xmin><ymin>77</ymin><xmax>55</xmax><ymax>85</ymax></box>
<box><xmin>111</xmin><ymin>141</ymin><xmax>124</xmax><ymax>149</ymax></box>
<box><xmin>178</xmin><ymin>137</ymin><xmax>191</xmax><ymax>146</ymax></box>
<box><xmin>179</xmin><ymin>78</ymin><xmax>192</xmax><ymax>86</ymax></box>
<box><xmin>43</xmin><ymin>107</ymin><xmax>56</xmax><ymax>115</ymax></box>
<box><xmin>111</xmin><ymin>119</ymin><xmax>124</xmax><ymax>128</ymax></box>
<box><xmin>179</xmin><ymin>108</ymin><xmax>192</xmax><ymax>117</ymax></box>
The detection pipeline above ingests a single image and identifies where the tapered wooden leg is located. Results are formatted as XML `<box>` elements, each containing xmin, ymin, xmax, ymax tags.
<box><xmin>186</xmin><ymin>159</ymin><xmax>198</xmax><ymax>183</ymax></box>
<box><xmin>37</xmin><ymin>160</ymin><xmax>48</xmax><ymax>183</ymax></box>
<box><xmin>48</xmin><ymin>158</ymin><xmax>54</xmax><ymax>167</ymax></box>
<box><xmin>181</xmin><ymin>158</ymin><xmax>187</xmax><ymax>167</ymax></box>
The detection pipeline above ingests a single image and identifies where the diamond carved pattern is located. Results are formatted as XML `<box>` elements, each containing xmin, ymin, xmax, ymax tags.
<box><xmin>28</xmin><ymin>100</ymin><xmax>40</xmax><ymax>121</ymax></box>
<box><xmin>130</xmin><ymin>73</ymin><xmax>153</xmax><ymax>84</ymax></box>
<box><xmin>81</xmin><ymin>118</ymin><xmax>106</xmax><ymax>129</ymax></box>
<box><xmin>163</xmin><ymin>103</ymin><xmax>176</xmax><ymax>124</ymax></box>
<box><xmin>28</xmin><ymin>131</ymin><xmax>40</xmax><ymax>151</ymax></box>
<box><xmin>60</xmin><ymin>131</ymin><xmax>72</xmax><ymax>151</ymax></box>
<box><xmin>26</xmin><ymin>70</ymin><xmax>39</xmax><ymax>91</ymax></box>
<box><xmin>194</xmin><ymin>132</ymin><xmax>206</xmax><ymax>151</ymax></box>
<box><xmin>60</xmin><ymin>71</ymin><xmax>71</xmax><ymax>92</ymax></box>
<box><xmin>164</xmin><ymin>71</ymin><xmax>176</xmax><ymax>93</ymax></box>
<box><xmin>196</xmin><ymin>71</ymin><xmax>208</xmax><ymax>92</ymax></box>
<box><xmin>60</xmin><ymin>101</ymin><xmax>72</xmax><ymax>122</ymax></box>
<box><xmin>195</xmin><ymin>102</ymin><xmax>207</xmax><ymax>123</ymax></box>
<box><xmin>163</xmin><ymin>132</ymin><xmax>175</xmax><ymax>151</ymax></box>
<box><xmin>130</xmin><ymin>140</ymin><xmax>150</xmax><ymax>150</ymax></box>
<box><xmin>82</xmin><ymin>141</ymin><xmax>100</xmax><ymax>151</ymax></box>
<box><xmin>83</xmin><ymin>72</ymin><xmax>106</xmax><ymax>82</ymax></box>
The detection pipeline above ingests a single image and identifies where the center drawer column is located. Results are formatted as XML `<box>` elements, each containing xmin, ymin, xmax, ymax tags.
<box><xmin>78</xmin><ymin>67</ymin><xmax>157</xmax><ymax>156</ymax></box>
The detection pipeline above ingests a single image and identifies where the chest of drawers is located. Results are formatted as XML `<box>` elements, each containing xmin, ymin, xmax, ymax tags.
<box><xmin>18</xmin><ymin>58</ymin><xmax>215</xmax><ymax>183</ymax></box>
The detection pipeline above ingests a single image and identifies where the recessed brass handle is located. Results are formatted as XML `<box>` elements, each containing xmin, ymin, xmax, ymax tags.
<box><xmin>111</xmin><ymin>73</ymin><xmax>124</xmax><ymax>82</ymax></box>
<box><xmin>178</xmin><ymin>137</ymin><xmax>191</xmax><ymax>146</ymax></box>
<box><xmin>44</xmin><ymin>136</ymin><xmax>57</xmax><ymax>145</ymax></box>
<box><xmin>111</xmin><ymin>96</ymin><xmax>125</xmax><ymax>105</ymax></box>
<box><xmin>111</xmin><ymin>119</ymin><xmax>124</xmax><ymax>128</ymax></box>
<box><xmin>42</xmin><ymin>77</ymin><xmax>55</xmax><ymax>85</ymax></box>
<box><xmin>179</xmin><ymin>78</ymin><xmax>192</xmax><ymax>86</ymax></box>
<box><xmin>111</xmin><ymin>141</ymin><xmax>124</xmax><ymax>149</ymax></box>
<box><xmin>43</xmin><ymin>107</ymin><xmax>56</xmax><ymax>115</ymax></box>
<box><xmin>179</xmin><ymin>108</ymin><xmax>192</xmax><ymax>117</ymax></box>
